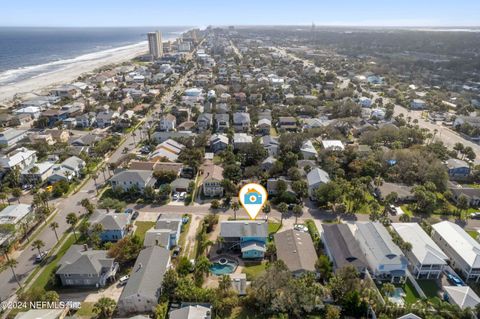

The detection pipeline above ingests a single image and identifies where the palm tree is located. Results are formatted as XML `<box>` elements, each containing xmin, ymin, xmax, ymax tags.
<box><xmin>231</xmin><ymin>201</ymin><xmax>240</xmax><ymax>220</ymax></box>
<box><xmin>292</xmin><ymin>204</ymin><xmax>303</xmax><ymax>224</ymax></box>
<box><xmin>50</xmin><ymin>221</ymin><xmax>60</xmax><ymax>241</ymax></box>
<box><xmin>277</xmin><ymin>202</ymin><xmax>288</xmax><ymax>224</ymax></box>
<box><xmin>262</xmin><ymin>202</ymin><xmax>271</xmax><ymax>221</ymax></box>
<box><xmin>11</xmin><ymin>187</ymin><xmax>22</xmax><ymax>204</ymax></box>
<box><xmin>93</xmin><ymin>297</ymin><xmax>117</xmax><ymax>319</ymax></box>
<box><xmin>218</xmin><ymin>274</ymin><xmax>232</xmax><ymax>293</ymax></box>
<box><xmin>6</xmin><ymin>259</ymin><xmax>21</xmax><ymax>288</ymax></box>
<box><xmin>0</xmin><ymin>192</ymin><xmax>7</xmax><ymax>205</ymax></box>
<box><xmin>101</xmin><ymin>166</ymin><xmax>107</xmax><ymax>181</ymax></box>
<box><xmin>92</xmin><ymin>173</ymin><xmax>99</xmax><ymax>194</ymax></box>
<box><xmin>0</xmin><ymin>244</ymin><xmax>11</xmax><ymax>262</ymax></box>
<box><xmin>20</xmin><ymin>222</ymin><xmax>30</xmax><ymax>243</ymax></box>
<box><xmin>66</xmin><ymin>212</ymin><xmax>79</xmax><ymax>241</ymax></box>
<box><xmin>194</xmin><ymin>256</ymin><xmax>212</xmax><ymax>278</ymax></box>
<box><xmin>32</xmin><ymin>239</ymin><xmax>45</xmax><ymax>256</ymax></box>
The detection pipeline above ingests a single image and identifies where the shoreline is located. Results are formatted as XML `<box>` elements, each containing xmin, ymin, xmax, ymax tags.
<box><xmin>0</xmin><ymin>33</ymin><xmax>185</xmax><ymax>105</ymax></box>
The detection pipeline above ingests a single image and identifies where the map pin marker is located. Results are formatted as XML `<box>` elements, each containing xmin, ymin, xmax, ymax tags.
<box><xmin>239</xmin><ymin>183</ymin><xmax>268</xmax><ymax>220</ymax></box>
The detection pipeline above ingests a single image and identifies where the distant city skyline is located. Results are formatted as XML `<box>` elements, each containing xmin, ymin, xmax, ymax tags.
<box><xmin>1</xmin><ymin>0</ymin><xmax>479</xmax><ymax>27</ymax></box>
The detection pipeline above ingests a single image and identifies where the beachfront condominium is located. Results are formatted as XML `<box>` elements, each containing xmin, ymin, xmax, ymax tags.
<box><xmin>147</xmin><ymin>31</ymin><xmax>163</xmax><ymax>59</ymax></box>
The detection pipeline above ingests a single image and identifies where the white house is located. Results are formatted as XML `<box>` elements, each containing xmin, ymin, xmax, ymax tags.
<box><xmin>391</xmin><ymin>223</ymin><xmax>448</xmax><ymax>279</ymax></box>
<box><xmin>0</xmin><ymin>148</ymin><xmax>37</xmax><ymax>171</ymax></box>
<box><xmin>159</xmin><ymin>114</ymin><xmax>176</xmax><ymax>131</ymax></box>
<box><xmin>321</xmin><ymin>140</ymin><xmax>345</xmax><ymax>151</ymax></box>
<box><xmin>300</xmin><ymin>140</ymin><xmax>318</xmax><ymax>159</ymax></box>
<box><xmin>444</xmin><ymin>286</ymin><xmax>480</xmax><ymax>310</ymax></box>
<box><xmin>0</xmin><ymin>129</ymin><xmax>28</xmax><ymax>147</ymax></box>
<box><xmin>431</xmin><ymin>221</ymin><xmax>480</xmax><ymax>282</ymax></box>
<box><xmin>307</xmin><ymin>167</ymin><xmax>330</xmax><ymax>199</ymax></box>
<box><xmin>354</xmin><ymin>222</ymin><xmax>408</xmax><ymax>283</ymax></box>
<box><xmin>410</xmin><ymin>99</ymin><xmax>426</xmax><ymax>110</ymax></box>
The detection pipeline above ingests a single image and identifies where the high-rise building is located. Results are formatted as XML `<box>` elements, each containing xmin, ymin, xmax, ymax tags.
<box><xmin>147</xmin><ymin>31</ymin><xmax>163</xmax><ymax>59</ymax></box>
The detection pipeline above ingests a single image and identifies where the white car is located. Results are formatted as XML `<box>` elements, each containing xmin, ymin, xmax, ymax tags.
<box><xmin>119</xmin><ymin>275</ymin><xmax>129</xmax><ymax>286</ymax></box>
<box><xmin>172</xmin><ymin>193</ymin><xmax>179</xmax><ymax>200</ymax></box>
<box><xmin>294</xmin><ymin>224</ymin><xmax>308</xmax><ymax>232</ymax></box>
<box><xmin>179</xmin><ymin>192</ymin><xmax>187</xmax><ymax>200</ymax></box>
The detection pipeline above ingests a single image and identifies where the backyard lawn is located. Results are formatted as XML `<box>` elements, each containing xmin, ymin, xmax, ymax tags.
<box><xmin>242</xmin><ymin>262</ymin><xmax>267</xmax><ymax>281</ymax></box>
<box><xmin>467</xmin><ymin>230</ymin><xmax>478</xmax><ymax>240</ymax></box>
<box><xmin>76</xmin><ymin>302</ymin><xmax>95</xmax><ymax>318</ymax></box>
<box><xmin>268</xmin><ymin>222</ymin><xmax>281</xmax><ymax>235</ymax></box>
<box><xmin>403</xmin><ymin>279</ymin><xmax>421</xmax><ymax>304</ymax></box>
<box><xmin>417</xmin><ymin>280</ymin><xmax>441</xmax><ymax>299</ymax></box>
<box><xmin>134</xmin><ymin>221</ymin><xmax>155</xmax><ymax>243</ymax></box>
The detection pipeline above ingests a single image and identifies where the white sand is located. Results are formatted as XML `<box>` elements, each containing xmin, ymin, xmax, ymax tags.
<box><xmin>0</xmin><ymin>42</ymin><xmax>148</xmax><ymax>104</ymax></box>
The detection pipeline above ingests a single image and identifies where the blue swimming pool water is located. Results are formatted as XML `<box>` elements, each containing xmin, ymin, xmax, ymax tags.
<box><xmin>210</xmin><ymin>261</ymin><xmax>237</xmax><ymax>275</ymax></box>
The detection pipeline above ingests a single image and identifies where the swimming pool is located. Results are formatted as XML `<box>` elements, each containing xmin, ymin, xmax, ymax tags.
<box><xmin>210</xmin><ymin>257</ymin><xmax>238</xmax><ymax>275</ymax></box>
<box><xmin>389</xmin><ymin>287</ymin><xmax>406</xmax><ymax>305</ymax></box>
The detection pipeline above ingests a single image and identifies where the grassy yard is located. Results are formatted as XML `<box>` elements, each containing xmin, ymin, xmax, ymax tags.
<box><xmin>403</xmin><ymin>279</ymin><xmax>421</xmax><ymax>304</ymax></box>
<box><xmin>178</xmin><ymin>215</ymin><xmax>192</xmax><ymax>256</ymax></box>
<box><xmin>242</xmin><ymin>262</ymin><xmax>267</xmax><ymax>281</ymax></box>
<box><xmin>268</xmin><ymin>222</ymin><xmax>281</xmax><ymax>235</ymax></box>
<box><xmin>400</xmin><ymin>204</ymin><xmax>414</xmax><ymax>216</ymax></box>
<box><xmin>76</xmin><ymin>302</ymin><xmax>95</xmax><ymax>318</ymax></box>
<box><xmin>29</xmin><ymin>234</ymin><xmax>76</xmax><ymax>290</ymax></box>
<box><xmin>467</xmin><ymin>230</ymin><xmax>479</xmax><ymax>240</ymax></box>
<box><xmin>417</xmin><ymin>280</ymin><xmax>441</xmax><ymax>299</ymax></box>
<box><xmin>134</xmin><ymin>221</ymin><xmax>155</xmax><ymax>243</ymax></box>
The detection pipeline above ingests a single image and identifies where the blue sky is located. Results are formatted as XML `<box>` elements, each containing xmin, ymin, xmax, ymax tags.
<box><xmin>1</xmin><ymin>0</ymin><xmax>479</xmax><ymax>27</ymax></box>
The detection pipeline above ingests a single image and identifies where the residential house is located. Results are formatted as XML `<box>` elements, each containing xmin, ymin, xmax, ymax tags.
<box><xmin>392</xmin><ymin>223</ymin><xmax>448</xmax><ymax>279</ymax></box>
<box><xmin>29</xmin><ymin>132</ymin><xmax>55</xmax><ymax>146</ymax></box>
<box><xmin>169</xmin><ymin>305</ymin><xmax>212</xmax><ymax>319</ymax></box>
<box><xmin>354</xmin><ymin>222</ymin><xmax>408</xmax><ymax>283</ymax></box>
<box><xmin>321</xmin><ymin>140</ymin><xmax>345</xmax><ymax>151</ymax></box>
<box><xmin>256</xmin><ymin>118</ymin><xmax>272</xmax><ymax>135</ymax></box>
<box><xmin>0</xmin><ymin>204</ymin><xmax>34</xmax><ymax>230</ymax></box>
<box><xmin>372</xmin><ymin>182</ymin><xmax>414</xmax><ymax>202</ymax></box>
<box><xmin>56</xmin><ymin>245</ymin><xmax>118</xmax><ymax>287</ymax></box>
<box><xmin>14</xmin><ymin>106</ymin><xmax>42</xmax><ymax>119</ymax></box>
<box><xmin>41</xmin><ymin>109</ymin><xmax>70</xmax><ymax>126</ymax></box>
<box><xmin>210</xmin><ymin>134</ymin><xmax>228</xmax><ymax>153</ymax></box>
<box><xmin>359</xmin><ymin>97</ymin><xmax>372</xmax><ymax>108</ymax></box>
<box><xmin>153</xmin><ymin>218</ymin><xmax>182</xmax><ymax>247</ymax></box>
<box><xmin>45</xmin><ymin>129</ymin><xmax>69</xmax><ymax>143</ymax></box>
<box><xmin>202</xmin><ymin>164</ymin><xmax>224</xmax><ymax>197</ymax></box>
<box><xmin>0</xmin><ymin>129</ymin><xmax>28</xmax><ymax>147</ymax></box>
<box><xmin>89</xmin><ymin>210</ymin><xmax>132</xmax><ymax>242</ymax></box>
<box><xmin>50</xmin><ymin>85</ymin><xmax>81</xmax><ymax>99</ymax></box>
<box><xmin>261</xmin><ymin>156</ymin><xmax>277</xmax><ymax>172</ymax></box>
<box><xmin>110</xmin><ymin>170</ymin><xmax>155</xmax><ymax>192</ymax></box>
<box><xmin>233</xmin><ymin>133</ymin><xmax>253</xmax><ymax>150</ymax></box>
<box><xmin>262</xmin><ymin>135</ymin><xmax>279</xmax><ymax>156</ymax></box>
<box><xmin>96</xmin><ymin>110</ymin><xmax>119</xmax><ymax>128</ymax></box>
<box><xmin>307</xmin><ymin>168</ymin><xmax>330</xmax><ymax>199</ymax></box>
<box><xmin>117</xmin><ymin>246</ymin><xmax>170</xmax><ymax>315</ymax></box>
<box><xmin>149</xmin><ymin>139</ymin><xmax>185</xmax><ymax>162</ymax></box>
<box><xmin>321</xmin><ymin>223</ymin><xmax>368</xmax><ymax>273</ymax></box>
<box><xmin>0</xmin><ymin>148</ymin><xmax>37</xmax><ymax>171</ymax></box>
<box><xmin>233</xmin><ymin>112</ymin><xmax>251</xmax><ymax>132</ymax></box>
<box><xmin>159</xmin><ymin>114</ymin><xmax>177</xmax><ymax>131</ymax></box>
<box><xmin>215</xmin><ymin>114</ymin><xmax>229</xmax><ymax>132</ymax></box>
<box><xmin>229</xmin><ymin>273</ymin><xmax>247</xmax><ymax>296</ymax></box>
<box><xmin>300</xmin><ymin>140</ymin><xmax>318</xmax><ymax>159</ymax></box>
<box><xmin>446</xmin><ymin>158</ymin><xmax>471</xmax><ymax>180</ymax></box>
<box><xmin>220</xmin><ymin>221</ymin><xmax>268</xmax><ymax>259</ymax></box>
<box><xmin>266</xmin><ymin>177</ymin><xmax>294</xmax><ymax>196</ymax></box>
<box><xmin>274</xmin><ymin>229</ymin><xmax>318</xmax><ymax>276</ymax></box>
<box><xmin>170</xmin><ymin>178</ymin><xmax>191</xmax><ymax>193</ymax></box>
<box><xmin>411</xmin><ymin>99</ymin><xmax>426</xmax><ymax>110</ymax></box>
<box><xmin>449</xmin><ymin>186</ymin><xmax>480</xmax><ymax>207</ymax></box>
<box><xmin>443</xmin><ymin>286</ymin><xmax>480</xmax><ymax>310</ymax></box>
<box><xmin>431</xmin><ymin>221</ymin><xmax>480</xmax><ymax>282</ymax></box>
<box><xmin>61</xmin><ymin>156</ymin><xmax>86</xmax><ymax>177</ymax></box>
<box><xmin>75</xmin><ymin>113</ymin><xmax>96</xmax><ymax>128</ymax></box>
<box><xmin>196</xmin><ymin>113</ymin><xmax>213</xmax><ymax>132</ymax></box>
<box><xmin>21</xmin><ymin>162</ymin><xmax>54</xmax><ymax>184</ymax></box>
<box><xmin>277</xmin><ymin>116</ymin><xmax>297</xmax><ymax>131</ymax></box>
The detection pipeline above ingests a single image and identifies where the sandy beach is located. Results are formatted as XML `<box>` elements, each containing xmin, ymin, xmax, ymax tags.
<box><xmin>0</xmin><ymin>41</ymin><xmax>148</xmax><ymax>104</ymax></box>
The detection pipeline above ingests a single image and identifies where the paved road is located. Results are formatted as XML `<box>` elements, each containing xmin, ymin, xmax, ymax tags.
<box><xmin>0</xmin><ymin>48</ymin><xmax>199</xmax><ymax>302</ymax></box>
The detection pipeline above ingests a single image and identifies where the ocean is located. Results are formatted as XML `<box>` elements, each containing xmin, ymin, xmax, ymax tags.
<box><xmin>0</xmin><ymin>27</ymin><xmax>188</xmax><ymax>85</ymax></box>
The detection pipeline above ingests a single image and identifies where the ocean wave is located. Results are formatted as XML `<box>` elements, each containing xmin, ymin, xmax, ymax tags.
<box><xmin>0</xmin><ymin>41</ymin><xmax>148</xmax><ymax>85</ymax></box>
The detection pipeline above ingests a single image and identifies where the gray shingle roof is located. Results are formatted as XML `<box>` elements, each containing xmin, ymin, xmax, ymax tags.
<box><xmin>56</xmin><ymin>245</ymin><xmax>114</xmax><ymax>276</ymax></box>
<box><xmin>169</xmin><ymin>305</ymin><xmax>211</xmax><ymax>319</ymax></box>
<box><xmin>119</xmin><ymin>246</ymin><xmax>170</xmax><ymax>301</ymax></box>
<box><xmin>220</xmin><ymin>221</ymin><xmax>268</xmax><ymax>238</ymax></box>
<box><xmin>322</xmin><ymin>224</ymin><xmax>367</xmax><ymax>271</ymax></box>
<box><xmin>274</xmin><ymin>229</ymin><xmax>318</xmax><ymax>273</ymax></box>
<box><xmin>306</xmin><ymin>168</ymin><xmax>330</xmax><ymax>186</ymax></box>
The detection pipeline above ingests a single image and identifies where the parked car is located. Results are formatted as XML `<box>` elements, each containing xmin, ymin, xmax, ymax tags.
<box><xmin>35</xmin><ymin>251</ymin><xmax>48</xmax><ymax>263</ymax></box>
<box><xmin>125</xmin><ymin>208</ymin><xmax>133</xmax><ymax>215</ymax></box>
<box><xmin>294</xmin><ymin>224</ymin><xmax>308</xmax><ymax>232</ymax></box>
<box><xmin>172</xmin><ymin>247</ymin><xmax>181</xmax><ymax>258</ymax></box>
<box><xmin>118</xmin><ymin>275</ymin><xmax>130</xmax><ymax>286</ymax></box>
<box><xmin>172</xmin><ymin>193</ymin><xmax>179</xmax><ymax>200</ymax></box>
<box><xmin>179</xmin><ymin>192</ymin><xmax>186</xmax><ymax>200</ymax></box>
<box><xmin>470</xmin><ymin>212</ymin><xmax>480</xmax><ymax>219</ymax></box>
<box><xmin>131</xmin><ymin>211</ymin><xmax>139</xmax><ymax>220</ymax></box>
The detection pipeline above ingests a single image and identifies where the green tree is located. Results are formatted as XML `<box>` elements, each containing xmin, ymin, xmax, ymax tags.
<box><xmin>32</xmin><ymin>239</ymin><xmax>45</xmax><ymax>256</ymax></box>
<box><xmin>66</xmin><ymin>212</ymin><xmax>79</xmax><ymax>241</ymax></box>
<box><xmin>231</xmin><ymin>201</ymin><xmax>240</xmax><ymax>220</ymax></box>
<box><xmin>154</xmin><ymin>302</ymin><xmax>168</xmax><ymax>319</ymax></box>
<box><xmin>292</xmin><ymin>180</ymin><xmax>308</xmax><ymax>198</ymax></box>
<box><xmin>262</xmin><ymin>201</ymin><xmax>271</xmax><ymax>220</ymax></box>
<box><xmin>315</xmin><ymin>255</ymin><xmax>333</xmax><ymax>281</ymax></box>
<box><xmin>6</xmin><ymin>259</ymin><xmax>21</xmax><ymax>288</ymax></box>
<box><xmin>50</xmin><ymin>221</ymin><xmax>60</xmax><ymax>242</ymax></box>
<box><xmin>292</xmin><ymin>204</ymin><xmax>303</xmax><ymax>224</ymax></box>
<box><xmin>161</xmin><ymin>269</ymin><xmax>179</xmax><ymax>299</ymax></box>
<box><xmin>277</xmin><ymin>202</ymin><xmax>288</xmax><ymax>224</ymax></box>
<box><xmin>325</xmin><ymin>305</ymin><xmax>341</xmax><ymax>319</ymax></box>
<box><xmin>92</xmin><ymin>297</ymin><xmax>116</xmax><ymax>319</ymax></box>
